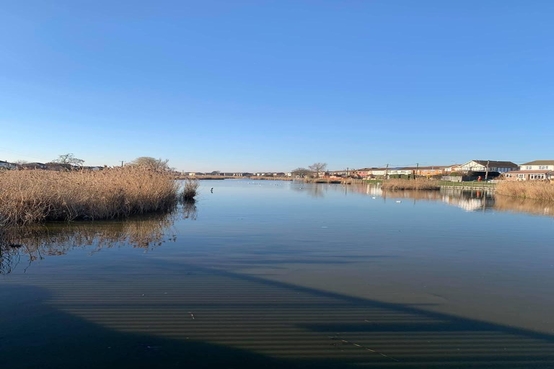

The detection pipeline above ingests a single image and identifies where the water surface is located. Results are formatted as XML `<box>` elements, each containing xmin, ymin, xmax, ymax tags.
<box><xmin>2</xmin><ymin>180</ymin><xmax>554</xmax><ymax>368</ymax></box>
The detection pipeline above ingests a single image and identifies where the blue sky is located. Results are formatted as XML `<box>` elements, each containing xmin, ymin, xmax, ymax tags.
<box><xmin>1</xmin><ymin>0</ymin><xmax>553</xmax><ymax>171</ymax></box>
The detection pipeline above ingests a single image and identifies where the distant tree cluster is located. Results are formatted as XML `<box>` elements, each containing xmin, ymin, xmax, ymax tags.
<box><xmin>51</xmin><ymin>153</ymin><xmax>84</xmax><ymax>167</ymax></box>
<box><xmin>309</xmin><ymin>163</ymin><xmax>327</xmax><ymax>177</ymax></box>
<box><xmin>127</xmin><ymin>157</ymin><xmax>171</xmax><ymax>172</ymax></box>
<box><xmin>292</xmin><ymin>163</ymin><xmax>327</xmax><ymax>178</ymax></box>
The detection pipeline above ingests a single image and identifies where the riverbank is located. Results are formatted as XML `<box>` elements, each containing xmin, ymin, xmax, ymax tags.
<box><xmin>496</xmin><ymin>181</ymin><xmax>554</xmax><ymax>202</ymax></box>
<box><xmin>0</xmin><ymin>167</ymin><xmax>184</xmax><ymax>225</ymax></box>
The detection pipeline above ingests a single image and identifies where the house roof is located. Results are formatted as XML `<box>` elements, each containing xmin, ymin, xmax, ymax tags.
<box><xmin>471</xmin><ymin>160</ymin><xmax>519</xmax><ymax>168</ymax></box>
<box><xmin>520</xmin><ymin>160</ymin><xmax>554</xmax><ymax>166</ymax></box>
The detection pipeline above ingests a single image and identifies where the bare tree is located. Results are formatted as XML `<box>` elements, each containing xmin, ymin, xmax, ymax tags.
<box><xmin>52</xmin><ymin>153</ymin><xmax>84</xmax><ymax>167</ymax></box>
<box><xmin>128</xmin><ymin>157</ymin><xmax>170</xmax><ymax>171</ymax></box>
<box><xmin>309</xmin><ymin>162</ymin><xmax>327</xmax><ymax>178</ymax></box>
<box><xmin>291</xmin><ymin>167</ymin><xmax>313</xmax><ymax>178</ymax></box>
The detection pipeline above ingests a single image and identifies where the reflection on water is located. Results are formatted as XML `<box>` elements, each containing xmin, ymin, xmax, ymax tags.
<box><xmin>316</xmin><ymin>182</ymin><xmax>553</xmax><ymax>218</ymax></box>
<box><xmin>0</xmin><ymin>203</ymin><xmax>197</xmax><ymax>275</ymax></box>
<box><xmin>2</xmin><ymin>182</ymin><xmax>551</xmax><ymax>276</ymax></box>
<box><xmin>291</xmin><ymin>181</ymin><xmax>328</xmax><ymax>198</ymax></box>
<box><xmin>494</xmin><ymin>195</ymin><xmax>553</xmax><ymax>217</ymax></box>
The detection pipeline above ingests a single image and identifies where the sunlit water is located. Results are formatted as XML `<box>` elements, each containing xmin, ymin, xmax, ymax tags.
<box><xmin>1</xmin><ymin>180</ymin><xmax>554</xmax><ymax>368</ymax></box>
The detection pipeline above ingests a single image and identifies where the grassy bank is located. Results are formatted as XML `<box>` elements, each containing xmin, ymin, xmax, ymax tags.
<box><xmin>495</xmin><ymin>181</ymin><xmax>554</xmax><ymax>202</ymax></box>
<box><xmin>380</xmin><ymin>179</ymin><xmax>441</xmax><ymax>191</ymax></box>
<box><xmin>440</xmin><ymin>181</ymin><xmax>496</xmax><ymax>188</ymax></box>
<box><xmin>0</xmin><ymin>167</ymin><xmax>181</xmax><ymax>225</ymax></box>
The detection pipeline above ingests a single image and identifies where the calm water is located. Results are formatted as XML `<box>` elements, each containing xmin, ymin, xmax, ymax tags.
<box><xmin>2</xmin><ymin>180</ymin><xmax>554</xmax><ymax>368</ymax></box>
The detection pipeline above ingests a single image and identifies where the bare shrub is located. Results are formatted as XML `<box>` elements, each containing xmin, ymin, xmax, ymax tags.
<box><xmin>182</xmin><ymin>178</ymin><xmax>199</xmax><ymax>202</ymax></box>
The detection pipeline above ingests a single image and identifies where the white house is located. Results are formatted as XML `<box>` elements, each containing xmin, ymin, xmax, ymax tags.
<box><xmin>0</xmin><ymin>161</ymin><xmax>16</xmax><ymax>169</ymax></box>
<box><xmin>519</xmin><ymin>160</ymin><xmax>554</xmax><ymax>171</ymax></box>
<box><xmin>366</xmin><ymin>168</ymin><xmax>388</xmax><ymax>177</ymax></box>
<box><xmin>504</xmin><ymin>160</ymin><xmax>554</xmax><ymax>181</ymax></box>
<box><xmin>460</xmin><ymin>160</ymin><xmax>519</xmax><ymax>174</ymax></box>
<box><xmin>388</xmin><ymin>168</ymin><xmax>413</xmax><ymax>177</ymax></box>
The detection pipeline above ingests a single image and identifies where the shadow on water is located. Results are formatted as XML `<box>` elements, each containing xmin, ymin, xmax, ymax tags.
<box><xmin>0</xmin><ymin>202</ymin><xmax>198</xmax><ymax>275</ymax></box>
<box><xmin>2</xmin><ymin>263</ymin><xmax>554</xmax><ymax>368</ymax></box>
<box><xmin>0</xmin><ymin>285</ymin><xmax>353</xmax><ymax>369</ymax></box>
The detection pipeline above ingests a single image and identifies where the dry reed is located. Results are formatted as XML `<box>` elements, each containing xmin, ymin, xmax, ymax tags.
<box><xmin>380</xmin><ymin>179</ymin><xmax>441</xmax><ymax>191</ymax></box>
<box><xmin>495</xmin><ymin>181</ymin><xmax>554</xmax><ymax>202</ymax></box>
<box><xmin>0</xmin><ymin>167</ymin><xmax>180</xmax><ymax>225</ymax></box>
<box><xmin>182</xmin><ymin>178</ymin><xmax>199</xmax><ymax>202</ymax></box>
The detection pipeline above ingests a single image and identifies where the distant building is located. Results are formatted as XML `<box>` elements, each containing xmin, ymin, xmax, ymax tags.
<box><xmin>504</xmin><ymin>160</ymin><xmax>554</xmax><ymax>181</ymax></box>
<box><xmin>402</xmin><ymin>166</ymin><xmax>448</xmax><ymax>177</ymax></box>
<box><xmin>0</xmin><ymin>160</ymin><xmax>16</xmax><ymax>170</ymax></box>
<box><xmin>444</xmin><ymin>164</ymin><xmax>463</xmax><ymax>173</ymax></box>
<box><xmin>460</xmin><ymin>160</ymin><xmax>519</xmax><ymax>174</ymax></box>
<box><xmin>20</xmin><ymin>162</ymin><xmax>47</xmax><ymax>170</ymax></box>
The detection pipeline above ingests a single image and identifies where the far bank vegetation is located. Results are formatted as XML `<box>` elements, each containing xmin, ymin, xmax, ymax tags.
<box><xmin>0</xmin><ymin>156</ymin><xmax>199</xmax><ymax>226</ymax></box>
<box><xmin>495</xmin><ymin>181</ymin><xmax>554</xmax><ymax>202</ymax></box>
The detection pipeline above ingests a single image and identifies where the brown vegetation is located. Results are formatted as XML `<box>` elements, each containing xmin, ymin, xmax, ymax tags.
<box><xmin>495</xmin><ymin>180</ymin><xmax>554</xmax><ymax>202</ymax></box>
<box><xmin>182</xmin><ymin>178</ymin><xmax>199</xmax><ymax>202</ymax></box>
<box><xmin>0</xmin><ymin>167</ymin><xmax>180</xmax><ymax>225</ymax></box>
<box><xmin>380</xmin><ymin>179</ymin><xmax>441</xmax><ymax>191</ymax></box>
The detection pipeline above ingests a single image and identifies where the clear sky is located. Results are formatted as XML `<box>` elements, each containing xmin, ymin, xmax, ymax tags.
<box><xmin>1</xmin><ymin>0</ymin><xmax>553</xmax><ymax>172</ymax></box>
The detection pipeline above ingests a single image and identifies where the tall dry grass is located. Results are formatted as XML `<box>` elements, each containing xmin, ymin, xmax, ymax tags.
<box><xmin>0</xmin><ymin>167</ymin><xmax>180</xmax><ymax>225</ymax></box>
<box><xmin>495</xmin><ymin>181</ymin><xmax>554</xmax><ymax>202</ymax></box>
<box><xmin>380</xmin><ymin>179</ymin><xmax>441</xmax><ymax>191</ymax></box>
<box><xmin>182</xmin><ymin>178</ymin><xmax>199</xmax><ymax>202</ymax></box>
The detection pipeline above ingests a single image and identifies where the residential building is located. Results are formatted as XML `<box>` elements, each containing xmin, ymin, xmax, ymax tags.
<box><xmin>444</xmin><ymin>164</ymin><xmax>463</xmax><ymax>173</ymax></box>
<box><xmin>0</xmin><ymin>160</ymin><xmax>16</xmax><ymax>169</ymax></box>
<box><xmin>519</xmin><ymin>160</ymin><xmax>554</xmax><ymax>171</ymax></box>
<box><xmin>460</xmin><ymin>160</ymin><xmax>519</xmax><ymax>174</ymax></box>
<box><xmin>504</xmin><ymin>160</ymin><xmax>554</xmax><ymax>181</ymax></box>
<box><xmin>402</xmin><ymin>166</ymin><xmax>448</xmax><ymax>177</ymax></box>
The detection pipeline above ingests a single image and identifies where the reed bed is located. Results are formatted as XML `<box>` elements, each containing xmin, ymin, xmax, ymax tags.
<box><xmin>0</xmin><ymin>167</ymin><xmax>180</xmax><ymax>225</ymax></box>
<box><xmin>495</xmin><ymin>180</ymin><xmax>554</xmax><ymax>202</ymax></box>
<box><xmin>380</xmin><ymin>179</ymin><xmax>441</xmax><ymax>191</ymax></box>
<box><xmin>182</xmin><ymin>178</ymin><xmax>199</xmax><ymax>202</ymax></box>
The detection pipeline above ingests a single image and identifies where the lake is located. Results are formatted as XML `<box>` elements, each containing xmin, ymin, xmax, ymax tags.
<box><xmin>1</xmin><ymin>180</ymin><xmax>554</xmax><ymax>368</ymax></box>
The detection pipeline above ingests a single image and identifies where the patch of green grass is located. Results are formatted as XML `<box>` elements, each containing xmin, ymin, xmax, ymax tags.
<box><xmin>439</xmin><ymin>181</ymin><xmax>496</xmax><ymax>187</ymax></box>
